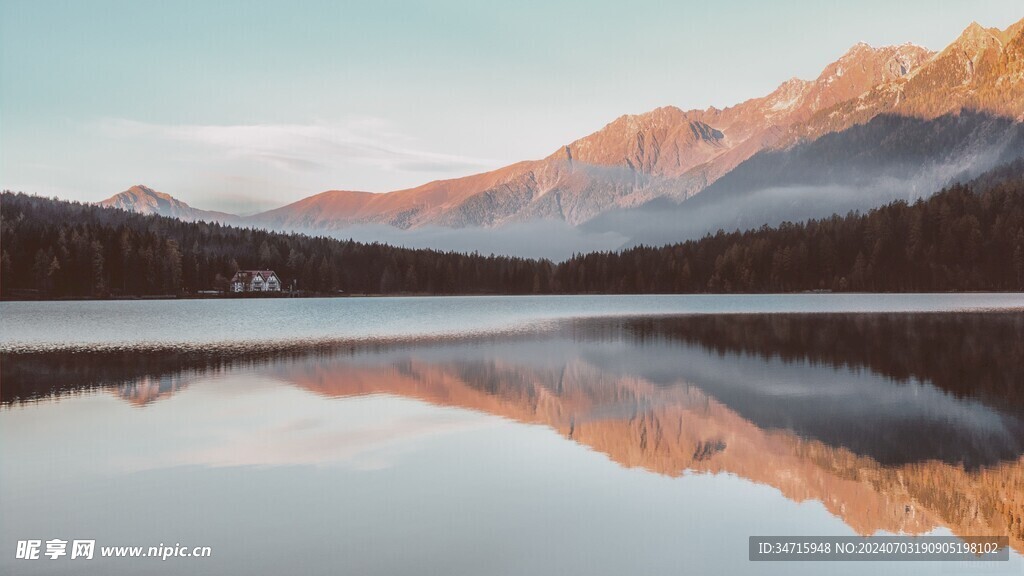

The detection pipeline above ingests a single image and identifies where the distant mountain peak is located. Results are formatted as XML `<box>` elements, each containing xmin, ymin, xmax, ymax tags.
<box><xmin>844</xmin><ymin>41</ymin><xmax>874</xmax><ymax>53</ymax></box>
<box><xmin>1005</xmin><ymin>16</ymin><xmax>1024</xmax><ymax>39</ymax></box>
<box><xmin>837</xmin><ymin>41</ymin><xmax>928</xmax><ymax>58</ymax></box>
<box><xmin>824</xmin><ymin>42</ymin><xmax>933</xmax><ymax>82</ymax></box>
<box><xmin>102</xmin><ymin>185</ymin><xmax>184</xmax><ymax>211</ymax></box>
<box><xmin>99</xmin><ymin>186</ymin><xmax>236</xmax><ymax>223</ymax></box>
<box><xmin>793</xmin><ymin>16</ymin><xmax>1024</xmax><ymax>140</ymax></box>
<box><xmin>948</xmin><ymin>20</ymin><xmax>1004</xmax><ymax>52</ymax></box>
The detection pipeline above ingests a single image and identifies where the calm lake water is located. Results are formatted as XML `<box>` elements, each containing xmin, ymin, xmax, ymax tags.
<box><xmin>2</xmin><ymin>293</ymin><xmax>1023</xmax><ymax>352</ymax></box>
<box><xmin>2</xmin><ymin>295</ymin><xmax>1023</xmax><ymax>575</ymax></box>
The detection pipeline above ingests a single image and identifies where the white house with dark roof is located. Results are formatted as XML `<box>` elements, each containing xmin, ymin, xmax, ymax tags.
<box><xmin>230</xmin><ymin>270</ymin><xmax>282</xmax><ymax>293</ymax></box>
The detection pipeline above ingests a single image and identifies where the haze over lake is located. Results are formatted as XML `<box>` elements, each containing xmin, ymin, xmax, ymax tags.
<box><xmin>2</xmin><ymin>294</ymin><xmax>1022</xmax><ymax>575</ymax></box>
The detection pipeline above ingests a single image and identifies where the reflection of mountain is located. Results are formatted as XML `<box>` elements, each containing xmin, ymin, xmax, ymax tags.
<box><xmin>117</xmin><ymin>373</ymin><xmax>193</xmax><ymax>406</ymax></box>
<box><xmin>0</xmin><ymin>350</ymin><xmax>218</xmax><ymax>405</ymax></box>
<box><xmin>4</xmin><ymin>313</ymin><xmax>1023</xmax><ymax>550</ymax></box>
<box><xmin>271</xmin><ymin>349</ymin><xmax>1024</xmax><ymax>552</ymax></box>
<box><xmin>575</xmin><ymin>336</ymin><xmax>1024</xmax><ymax>468</ymax></box>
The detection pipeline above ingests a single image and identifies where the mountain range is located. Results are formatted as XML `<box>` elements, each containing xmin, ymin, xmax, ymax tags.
<box><xmin>99</xmin><ymin>17</ymin><xmax>1024</xmax><ymax>253</ymax></box>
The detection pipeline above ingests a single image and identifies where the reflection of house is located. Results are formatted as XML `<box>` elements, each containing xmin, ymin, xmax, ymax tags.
<box><xmin>230</xmin><ymin>270</ymin><xmax>282</xmax><ymax>293</ymax></box>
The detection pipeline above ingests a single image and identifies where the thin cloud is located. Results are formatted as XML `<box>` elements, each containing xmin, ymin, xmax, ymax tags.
<box><xmin>97</xmin><ymin>117</ymin><xmax>497</xmax><ymax>176</ymax></box>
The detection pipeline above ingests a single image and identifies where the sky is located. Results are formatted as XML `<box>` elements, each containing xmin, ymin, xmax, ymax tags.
<box><xmin>2</xmin><ymin>0</ymin><xmax>1023</xmax><ymax>214</ymax></box>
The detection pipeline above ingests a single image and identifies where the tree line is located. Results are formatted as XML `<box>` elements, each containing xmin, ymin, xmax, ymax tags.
<box><xmin>2</xmin><ymin>159</ymin><xmax>1024</xmax><ymax>298</ymax></box>
<box><xmin>0</xmin><ymin>193</ymin><xmax>550</xmax><ymax>297</ymax></box>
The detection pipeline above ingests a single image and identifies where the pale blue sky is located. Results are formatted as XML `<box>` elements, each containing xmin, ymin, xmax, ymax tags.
<box><xmin>2</xmin><ymin>0</ymin><xmax>1022</xmax><ymax>213</ymax></box>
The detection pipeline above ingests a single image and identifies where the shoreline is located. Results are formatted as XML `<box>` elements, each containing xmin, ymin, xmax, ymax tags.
<box><xmin>3</xmin><ymin>306</ymin><xmax>1023</xmax><ymax>356</ymax></box>
<box><xmin>3</xmin><ymin>289</ymin><xmax>1024</xmax><ymax>303</ymax></box>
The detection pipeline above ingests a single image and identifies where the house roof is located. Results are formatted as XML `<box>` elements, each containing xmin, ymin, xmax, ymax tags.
<box><xmin>231</xmin><ymin>270</ymin><xmax>279</xmax><ymax>282</ymax></box>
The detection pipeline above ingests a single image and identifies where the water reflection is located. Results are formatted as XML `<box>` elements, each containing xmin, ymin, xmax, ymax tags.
<box><xmin>3</xmin><ymin>312</ymin><xmax>1023</xmax><ymax>554</ymax></box>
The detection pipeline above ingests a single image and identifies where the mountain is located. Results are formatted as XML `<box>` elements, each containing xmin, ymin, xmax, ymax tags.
<box><xmin>792</xmin><ymin>18</ymin><xmax>1024</xmax><ymax>141</ymax></box>
<box><xmin>248</xmin><ymin>42</ymin><xmax>936</xmax><ymax>231</ymax></box>
<box><xmin>103</xmin><ymin>17</ymin><xmax>1024</xmax><ymax>243</ymax></box>
<box><xmin>584</xmin><ymin>17</ymin><xmax>1024</xmax><ymax>246</ymax></box>
<box><xmin>590</xmin><ymin>110</ymin><xmax>1024</xmax><ymax>246</ymax></box>
<box><xmin>99</xmin><ymin>185</ymin><xmax>237</xmax><ymax>223</ymax></box>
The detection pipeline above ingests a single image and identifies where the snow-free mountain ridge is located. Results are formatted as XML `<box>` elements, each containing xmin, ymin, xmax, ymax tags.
<box><xmin>98</xmin><ymin>17</ymin><xmax>1024</xmax><ymax>238</ymax></box>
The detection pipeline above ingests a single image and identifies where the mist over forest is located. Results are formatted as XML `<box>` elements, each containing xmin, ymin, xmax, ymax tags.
<box><xmin>4</xmin><ymin>156</ymin><xmax>1024</xmax><ymax>298</ymax></box>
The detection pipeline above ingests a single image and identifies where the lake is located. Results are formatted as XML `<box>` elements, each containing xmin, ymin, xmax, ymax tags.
<box><xmin>2</xmin><ymin>294</ymin><xmax>1023</xmax><ymax>575</ymax></box>
<box><xmin>2</xmin><ymin>293</ymin><xmax>1023</xmax><ymax>352</ymax></box>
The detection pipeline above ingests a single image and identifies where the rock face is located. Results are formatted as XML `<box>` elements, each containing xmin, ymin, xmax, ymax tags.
<box><xmin>249</xmin><ymin>40</ymin><xmax>941</xmax><ymax>231</ymax></box>
<box><xmin>602</xmin><ymin>109</ymin><xmax>1024</xmax><ymax>248</ymax></box>
<box><xmin>794</xmin><ymin>18</ymin><xmax>1024</xmax><ymax>140</ymax></box>
<box><xmin>99</xmin><ymin>185</ymin><xmax>236</xmax><ymax>223</ymax></box>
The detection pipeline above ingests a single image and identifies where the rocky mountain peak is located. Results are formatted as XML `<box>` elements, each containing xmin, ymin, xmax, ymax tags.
<box><xmin>99</xmin><ymin>186</ymin><xmax>235</xmax><ymax>223</ymax></box>
<box><xmin>103</xmin><ymin>185</ymin><xmax>183</xmax><ymax>212</ymax></box>
<box><xmin>951</xmin><ymin>20</ymin><xmax>1003</xmax><ymax>50</ymax></box>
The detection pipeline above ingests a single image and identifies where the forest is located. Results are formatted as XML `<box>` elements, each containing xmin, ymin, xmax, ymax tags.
<box><xmin>2</xmin><ymin>158</ymin><xmax>1024</xmax><ymax>298</ymax></box>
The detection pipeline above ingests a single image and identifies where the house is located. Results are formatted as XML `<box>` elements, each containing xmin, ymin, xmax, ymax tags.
<box><xmin>230</xmin><ymin>270</ymin><xmax>282</xmax><ymax>293</ymax></box>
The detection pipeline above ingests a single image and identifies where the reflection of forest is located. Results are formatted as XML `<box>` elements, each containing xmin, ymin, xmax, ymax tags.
<box><xmin>615</xmin><ymin>313</ymin><xmax>1024</xmax><ymax>408</ymax></box>
<box><xmin>3</xmin><ymin>312</ymin><xmax>1022</xmax><ymax>551</ymax></box>
<box><xmin>6</xmin><ymin>312</ymin><xmax>1022</xmax><ymax>408</ymax></box>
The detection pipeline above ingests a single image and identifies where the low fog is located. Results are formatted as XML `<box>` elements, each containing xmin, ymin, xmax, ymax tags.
<box><xmin>319</xmin><ymin>220</ymin><xmax>628</xmax><ymax>262</ymax></box>
<box><xmin>295</xmin><ymin>151</ymin><xmax>1018</xmax><ymax>261</ymax></box>
<box><xmin>585</xmin><ymin>169</ymin><xmax>975</xmax><ymax>249</ymax></box>
<box><xmin>266</xmin><ymin>112</ymin><xmax>1024</xmax><ymax>260</ymax></box>
<box><xmin>586</xmin><ymin>114</ymin><xmax>1024</xmax><ymax>249</ymax></box>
